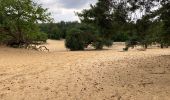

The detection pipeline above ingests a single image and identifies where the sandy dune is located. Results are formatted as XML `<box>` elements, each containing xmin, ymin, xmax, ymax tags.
<box><xmin>0</xmin><ymin>40</ymin><xmax>170</xmax><ymax>100</ymax></box>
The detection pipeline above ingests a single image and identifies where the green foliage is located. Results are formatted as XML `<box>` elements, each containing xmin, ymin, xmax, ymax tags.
<box><xmin>103</xmin><ymin>39</ymin><xmax>113</xmax><ymax>47</ymax></box>
<box><xmin>58</xmin><ymin>21</ymin><xmax>79</xmax><ymax>38</ymax></box>
<box><xmin>65</xmin><ymin>28</ymin><xmax>85</xmax><ymax>51</ymax></box>
<box><xmin>0</xmin><ymin>34</ymin><xmax>12</xmax><ymax>44</ymax></box>
<box><xmin>27</xmin><ymin>32</ymin><xmax>48</xmax><ymax>42</ymax></box>
<box><xmin>50</xmin><ymin>27</ymin><xmax>61</xmax><ymax>40</ymax></box>
<box><xmin>1</xmin><ymin>0</ymin><xmax>169</xmax><ymax>50</ymax></box>
<box><xmin>112</xmin><ymin>32</ymin><xmax>129</xmax><ymax>42</ymax></box>
<box><xmin>92</xmin><ymin>37</ymin><xmax>104</xmax><ymax>50</ymax></box>
<box><xmin>75</xmin><ymin>24</ymin><xmax>96</xmax><ymax>45</ymax></box>
<box><xmin>69</xmin><ymin>0</ymin><xmax>169</xmax><ymax>50</ymax></box>
<box><xmin>39</xmin><ymin>21</ymin><xmax>80</xmax><ymax>40</ymax></box>
<box><xmin>0</xmin><ymin>0</ymin><xmax>51</xmax><ymax>46</ymax></box>
<box><xmin>92</xmin><ymin>37</ymin><xmax>113</xmax><ymax>50</ymax></box>
<box><xmin>77</xmin><ymin>0</ymin><xmax>114</xmax><ymax>38</ymax></box>
<box><xmin>65</xmin><ymin>22</ymin><xmax>113</xmax><ymax>51</ymax></box>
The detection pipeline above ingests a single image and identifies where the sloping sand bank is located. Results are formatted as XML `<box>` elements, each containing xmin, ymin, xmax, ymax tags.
<box><xmin>0</xmin><ymin>40</ymin><xmax>170</xmax><ymax>100</ymax></box>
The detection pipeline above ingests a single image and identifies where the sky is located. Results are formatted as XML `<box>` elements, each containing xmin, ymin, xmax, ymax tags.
<box><xmin>33</xmin><ymin>0</ymin><xmax>97</xmax><ymax>22</ymax></box>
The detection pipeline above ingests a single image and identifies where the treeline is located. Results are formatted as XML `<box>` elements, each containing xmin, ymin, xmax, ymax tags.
<box><xmin>64</xmin><ymin>0</ymin><xmax>170</xmax><ymax>50</ymax></box>
<box><xmin>68</xmin><ymin>0</ymin><xmax>170</xmax><ymax>50</ymax></box>
<box><xmin>39</xmin><ymin>21</ymin><xmax>80</xmax><ymax>40</ymax></box>
<box><xmin>0</xmin><ymin>0</ymin><xmax>170</xmax><ymax>51</ymax></box>
<box><xmin>39</xmin><ymin>21</ymin><xmax>130</xmax><ymax>42</ymax></box>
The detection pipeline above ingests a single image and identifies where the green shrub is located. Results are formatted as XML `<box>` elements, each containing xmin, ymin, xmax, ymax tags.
<box><xmin>65</xmin><ymin>25</ymin><xmax>113</xmax><ymax>51</ymax></box>
<box><xmin>103</xmin><ymin>39</ymin><xmax>113</xmax><ymax>47</ymax></box>
<box><xmin>83</xmin><ymin>32</ymin><xmax>95</xmax><ymax>47</ymax></box>
<box><xmin>0</xmin><ymin>34</ymin><xmax>13</xmax><ymax>44</ymax></box>
<box><xmin>65</xmin><ymin>28</ymin><xmax>85</xmax><ymax>51</ymax></box>
<box><xmin>92</xmin><ymin>37</ymin><xmax>104</xmax><ymax>50</ymax></box>
<box><xmin>92</xmin><ymin>36</ymin><xmax>113</xmax><ymax>50</ymax></box>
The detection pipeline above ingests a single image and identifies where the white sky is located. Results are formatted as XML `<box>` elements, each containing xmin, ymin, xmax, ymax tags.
<box><xmin>33</xmin><ymin>0</ymin><xmax>97</xmax><ymax>22</ymax></box>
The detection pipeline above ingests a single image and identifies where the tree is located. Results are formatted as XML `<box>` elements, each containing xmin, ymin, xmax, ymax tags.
<box><xmin>77</xmin><ymin>0</ymin><xmax>114</xmax><ymax>38</ymax></box>
<box><xmin>65</xmin><ymin>24</ymin><xmax>97</xmax><ymax>51</ymax></box>
<box><xmin>0</xmin><ymin>0</ymin><xmax>51</xmax><ymax>47</ymax></box>
<box><xmin>159</xmin><ymin>1</ymin><xmax>170</xmax><ymax>47</ymax></box>
<box><xmin>76</xmin><ymin>0</ymin><xmax>115</xmax><ymax>49</ymax></box>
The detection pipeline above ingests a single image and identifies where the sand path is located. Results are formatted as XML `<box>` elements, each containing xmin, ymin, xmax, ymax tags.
<box><xmin>0</xmin><ymin>40</ymin><xmax>170</xmax><ymax>100</ymax></box>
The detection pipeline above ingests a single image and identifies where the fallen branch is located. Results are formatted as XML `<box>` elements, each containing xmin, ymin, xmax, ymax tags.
<box><xmin>38</xmin><ymin>46</ymin><xmax>49</xmax><ymax>52</ymax></box>
<box><xmin>27</xmin><ymin>44</ymin><xmax>49</xmax><ymax>52</ymax></box>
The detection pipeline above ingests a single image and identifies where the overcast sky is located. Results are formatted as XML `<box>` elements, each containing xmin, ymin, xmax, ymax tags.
<box><xmin>33</xmin><ymin>0</ymin><xmax>97</xmax><ymax>22</ymax></box>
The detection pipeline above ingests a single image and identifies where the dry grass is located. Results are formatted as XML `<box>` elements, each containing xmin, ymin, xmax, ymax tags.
<box><xmin>0</xmin><ymin>40</ymin><xmax>170</xmax><ymax>100</ymax></box>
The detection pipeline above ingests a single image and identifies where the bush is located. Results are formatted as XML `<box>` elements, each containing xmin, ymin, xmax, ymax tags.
<box><xmin>83</xmin><ymin>32</ymin><xmax>95</xmax><ymax>47</ymax></box>
<box><xmin>65</xmin><ymin>25</ymin><xmax>113</xmax><ymax>51</ymax></box>
<box><xmin>103</xmin><ymin>39</ymin><xmax>113</xmax><ymax>47</ymax></box>
<box><xmin>92</xmin><ymin>37</ymin><xmax>104</xmax><ymax>50</ymax></box>
<box><xmin>0</xmin><ymin>34</ymin><xmax>13</xmax><ymax>44</ymax></box>
<box><xmin>92</xmin><ymin>35</ymin><xmax>113</xmax><ymax>49</ymax></box>
<box><xmin>65</xmin><ymin>28</ymin><xmax>85</xmax><ymax>51</ymax></box>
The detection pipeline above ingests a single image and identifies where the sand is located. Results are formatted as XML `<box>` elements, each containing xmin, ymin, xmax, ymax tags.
<box><xmin>0</xmin><ymin>40</ymin><xmax>170</xmax><ymax>100</ymax></box>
